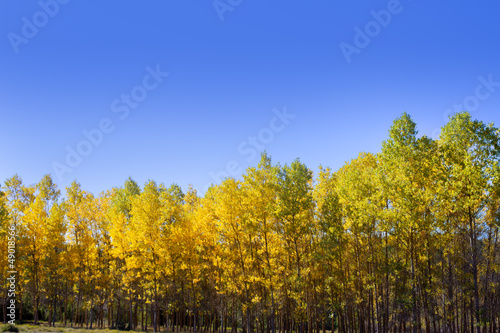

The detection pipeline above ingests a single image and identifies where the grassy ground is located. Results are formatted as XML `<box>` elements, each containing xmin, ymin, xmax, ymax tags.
<box><xmin>0</xmin><ymin>323</ymin><xmax>218</xmax><ymax>333</ymax></box>
<box><xmin>1</xmin><ymin>324</ymin><xmax>337</xmax><ymax>333</ymax></box>
<box><xmin>0</xmin><ymin>323</ymin><xmax>123</xmax><ymax>333</ymax></box>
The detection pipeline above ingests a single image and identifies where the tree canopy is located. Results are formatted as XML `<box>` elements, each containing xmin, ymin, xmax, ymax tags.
<box><xmin>1</xmin><ymin>112</ymin><xmax>500</xmax><ymax>333</ymax></box>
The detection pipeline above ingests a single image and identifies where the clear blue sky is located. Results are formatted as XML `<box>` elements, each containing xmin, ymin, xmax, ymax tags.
<box><xmin>1</xmin><ymin>1</ymin><xmax>500</xmax><ymax>195</ymax></box>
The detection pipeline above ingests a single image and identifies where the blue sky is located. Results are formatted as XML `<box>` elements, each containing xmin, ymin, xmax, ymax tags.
<box><xmin>1</xmin><ymin>0</ymin><xmax>500</xmax><ymax>195</ymax></box>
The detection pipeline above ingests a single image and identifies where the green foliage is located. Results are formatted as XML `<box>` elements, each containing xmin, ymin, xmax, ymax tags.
<box><xmin>2</xmin><ymin>325</ymin><xmax>19</xmax><ymax>332</ymax></box>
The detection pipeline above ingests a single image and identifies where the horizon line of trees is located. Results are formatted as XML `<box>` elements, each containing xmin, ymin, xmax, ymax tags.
<box><xmin>1</xmin><ymin>112</ymin><xmax>500</xmax><ymax>333</ymax></box>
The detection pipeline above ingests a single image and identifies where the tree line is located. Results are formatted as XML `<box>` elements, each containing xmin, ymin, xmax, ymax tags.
<box><xmin>1</xmin><ymin>112</ymin><xmax>500</xmax><ymax>333</ymax></box>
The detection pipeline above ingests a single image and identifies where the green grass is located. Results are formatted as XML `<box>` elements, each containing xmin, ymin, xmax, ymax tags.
<box><xmin>0</xmin><ymin>323</ymin><xmax>208</xmax><ymax>333</ymax></box>
<box><xmin>1</xmin><ymin>324</ymin><xmax>336</xmax><ymax>333</ymax></box>
<box><xmin>0</xmin><ymin>323</ymin><xmax>120</xmax><ymax>333</ymax></box>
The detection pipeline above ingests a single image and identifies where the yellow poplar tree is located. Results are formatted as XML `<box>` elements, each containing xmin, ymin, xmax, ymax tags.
<box><xmin>129</xmin><ymin>180</ymin><xmax>167</xmax><ymax>332</ymax></box>
<box><xmin>22</xmin><ymin>175</ymin><xmax>59</xmax><ymax>324</ymax></box>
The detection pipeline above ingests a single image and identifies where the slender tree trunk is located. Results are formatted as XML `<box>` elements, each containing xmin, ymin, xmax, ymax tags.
<box><xmin>73</xmin><ymin>294</ymin><xmax>80</xmax><ymax>328</ymax></box>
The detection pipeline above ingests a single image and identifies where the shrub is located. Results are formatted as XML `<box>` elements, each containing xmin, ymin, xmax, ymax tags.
<box><xmin>2</xmin><ymin>325</ymin><xmax>19</xmax><ymax>333</ymax></box>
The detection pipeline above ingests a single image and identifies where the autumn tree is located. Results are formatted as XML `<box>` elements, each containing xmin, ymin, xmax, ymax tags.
<box><xmin>0</xmin><ymin>189</ymin><xmax>11</xmax><ymax>324</ymax></box>
<box><xmin>275</xmin><ymin>159</ymin><xmax>315</xmax><ymax>333</ymax></box>
<box><xmin>2</xmin><ymin>112</ymin><xmax>500</xmax><ymax>332</ymax></box>
<box><xmin>438</xmin><ymin>112</ymin><xmax>500</xmax><ymax>332</ymax></box>
<box><xmin>246</xmin><ymin>154</ymin><xmax>281</xmax><ymax>333</ymax></box>
<box><xmin>108</xmin><ymin>177</ymin><xmax>141</xmax><ymax>329</ymax></box>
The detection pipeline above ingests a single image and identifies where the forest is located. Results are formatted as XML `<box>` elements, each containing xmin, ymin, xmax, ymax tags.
<box><xmin>1</xmin><ymin>112</ymin><xmax>500</xmax><ymax>333</ymax></box>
